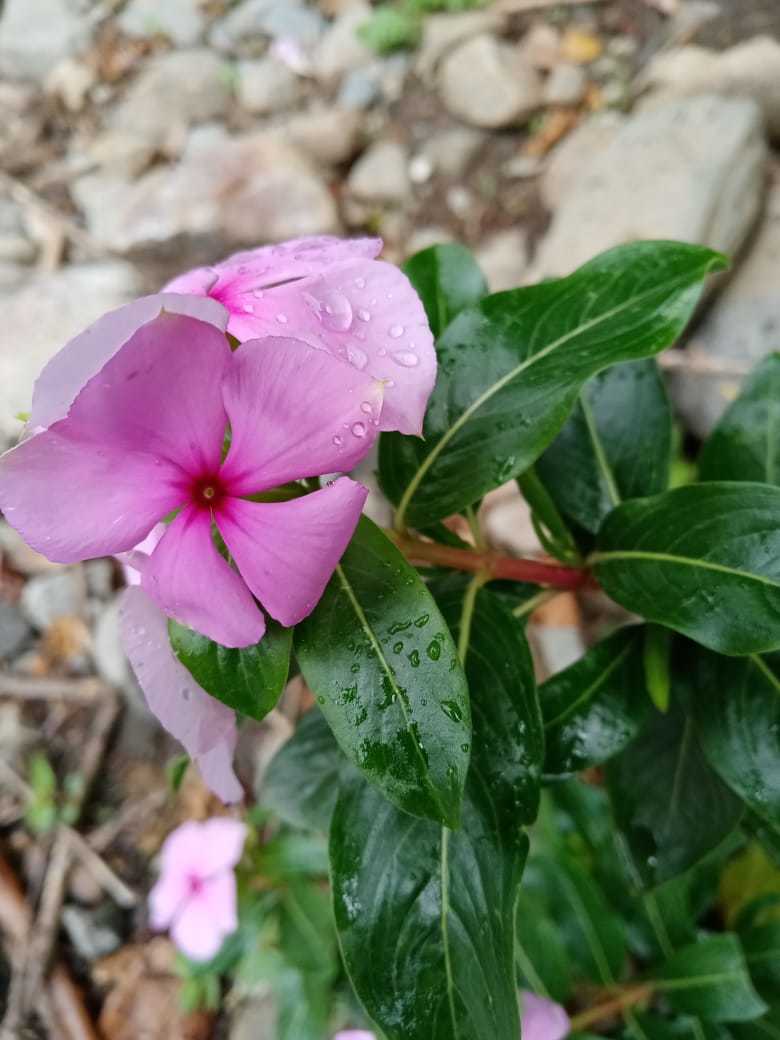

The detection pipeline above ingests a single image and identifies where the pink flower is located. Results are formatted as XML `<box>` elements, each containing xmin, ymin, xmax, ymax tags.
<box><xmin>0</xmin><ymin>293</ymin><xmax>378</xmax><ymax>648</ymax></box>
<box><xmin>149</xmin><ymin>818</ymin><xmax>246</xmax><ymax>961</ymax></box>
<box><xmin>521</xmin><ymin>992</ymin><xmax>570</xmax><ymax>1040</ymax></box>
<box><xmin>164</xmin><ymin>236</ymin><xmax>436</xmax><ymax>436</ymax></box>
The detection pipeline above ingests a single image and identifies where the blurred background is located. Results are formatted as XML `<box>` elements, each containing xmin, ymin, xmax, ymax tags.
<box><xmin>0</xmin><ymin>0</ymin><xmax>779</xmax><ymax>1036</ymax></box>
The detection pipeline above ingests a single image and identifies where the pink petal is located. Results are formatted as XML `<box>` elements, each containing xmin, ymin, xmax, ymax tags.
<box><xmin>157</xmin><ymin>819</ymin><xmax>246</xmax><ymax>881</ymax></box>
<box><xmin>520</xmin><ymin>992</ymin><xmax>571</xmax><ymax>1040</ymax></box>
<box><xmin>225</xmin><ymin>260</ymin><xmax>435</xmax><ymax>436</ymax></box>
<box><xmin>164</xmin><ymin>237</ymin><xmax>382</xmax><ymax>311</ymax></box>
<box><xmin>332</xmin><ymin>1033</ymin><xmax>376</xmax><ymax>1040</ymax></box>
<box><xmin>30</xmin><ymin>293</ymin><xmax>228</xmax><ymax>432</ymax></box>
<box><xmin>119</xmin><ymin>586</ymin><xmax>243</xmax><ymax>803</ymax></box>
<box><xmin>170</xmin><ymin>873</ymin><xmax>238</xmax><ymax>961</ymax></box>
<box><xmin>220</xmin><ymin>337</ymin><xmax>382</xmax><ymax>494</ymax></box>
<box><xmin>143</xmin><ymin>507</ymin><xmax>265</xmax><ymax>648</ymax></box>
<box><xmin>118</xmin><ymin>523</ymin><xmax>167</xmax><ymax>586</ymax></box>
<box><xmin>0</xmin><ymin>427</ymin><xmax>182</xmax><ymax>563</ymax></box>
<box><xmin>148</xmin><ymin>865</ymin><xmax>189</xmax><ymax>930</ymax></box>
<box><xmin>217</xmin><ymin>479</ymin><xmax>367</xmax><ymax>627</ymax></box>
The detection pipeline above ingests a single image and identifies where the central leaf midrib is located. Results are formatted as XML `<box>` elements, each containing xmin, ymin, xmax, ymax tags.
<box><xmin>544</xmin><ymin>639</ymin><xmax>633</xmax><ymax>729</ymax></box>
<box><xmin>396</xmin><ymin>267</ymin><xmax>704</xmax><ymax>524</ymax></box>
<box><xmin>591</xmin><ymin>550</ymin><xmax>780</xmax><ymax>589</ymax></box>
<box><xmin>334</xmin><ymin>563</ymin><xmax>444</xmax><ymax>819</ymax></box>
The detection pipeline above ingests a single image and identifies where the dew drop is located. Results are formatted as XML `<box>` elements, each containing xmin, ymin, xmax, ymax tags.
<box><xmin>276</xmin><ymin>313</ymin><xmax>288</xmax><ymax>324</ymax></box>
<box><xmin>389</xmin><ymin>324</ymin><xmax>404</xmax><ymax>339</ymax></box>
<box><xmin>307</xmin><ymin>289</ymin><xmax>353</xmax><ymax>332</ymax></box>
<box><xmin>360</xmin><ymin>401</ymin><xmax>373</xmax><ymax>414</ymax></box>
<box><xmin>392</xmin><ymin>351</ymin><xmax>419</xmax><ymax>368</ymax></box>
<box><xmin>252</xmin><ymin>288</ymin><xmax>265</xmax><ymax>299</ymax></box>
<box><xmin>242</xmin><ymin>302</ymin><xmax>255</xmax><ymax>313</ymax></box>
<box><xmin>357</xmin><ymin>308</ymin><xmax>371</xmax><ymax>322</ymax></box>
<box><xmin>351</xmin><ymin>422</ymin><xmax>367</xmax><ymax>438</ymax></box>
<box><xmin>332</xmin><ymin>434</ymin><xmax>344</xmax><ymax>447</ymax></box>
<box><xmin>347</xmin><ymin>345</ymin><xmax>368</xmax><ymax>369</ymax></box>
<box><xmin>355</xmin><ymin>277</ymin><xmax>366</xmax><ymax>289</ymax></box>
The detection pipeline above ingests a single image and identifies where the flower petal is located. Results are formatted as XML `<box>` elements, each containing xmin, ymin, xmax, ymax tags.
<box><xmin>164</xmin><ymin>236</ymin><xmax>383</xmax><ymax>325</ymax></box>
<box><xmin>170</xmin><ymin>874</ymin><xmax>237</xmax><ymax>961</ymax></box>
<box><xmin>0</xmin><ymin>427</ymin><xmax>182</xmax><ymax>563</ymax></box>
<box><xmin>221</xmin><ymin>260</ymin><xmax>435</xmax><ymax>435</ymax></box>
<box><xmin>217</xmin><ymin>478</ymin><xmax>367</xmax><ymax>627</ymax></box>
<box><xmin>157</xmin><ymin>819</ymin><xmax>246</xmax><ymax>882</ymax></box>
<box><xmin>30</xmin><ymin>293</ymin><xmax>228</xmax><ymax>432</ymax></box>
<box><xmin>119</xmin><ymin>587</ymin><xmax>242</xmax><ymax>803</ymax></box>
<box><xmin>520</xmin><ymin>992</ymin><xmax>571</xmax><ymax>1040</ymax></box>
<box><xmin>220</xmin><ymin>337</ymin><xmax>382</xmax><ymax>494</ymax></box>
<box><xmin>143</xmin><ymin>506</ymin><xmax>265</xmax><ymax>648</ymax></box>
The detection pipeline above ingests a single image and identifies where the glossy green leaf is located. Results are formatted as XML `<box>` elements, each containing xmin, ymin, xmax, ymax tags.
<box><xmin>699</xmin><ymin>353</ymin><xmax>780</xmax><ymax>484</ymax></box>
<box><xmin>593</xmin><ymin>483</ymin><xmax>780</xmax><ymax>656</ymax></box>
<box><xmin>659</xmin><ymin>935</ymin><xmax>767</xmax><ymax>1022</ymax></box>
<box><xmin>537</xmin><ymin>359</ymin><xmax>672</xmax><ymax>534</ymax></box>
<box><xmin>606</xmin><ymin>704</ymin><xmax>743</xmax><ymax>886</ymax></box>
<box><xmin>515</xmin><ymin>892</ymin><xmax>573</xmax><ymax>1004</ymax></box>
<box><xmin>262</xmin><ymin>710</ymin><xmax>344</xmax><ymax>832</ymax></box>
<box><xmin>730</xmin><ymin>1006</ymin><xmax>780</xmax><ymax>1040</ymax></box>
<box><xmin>742</xmin><ymin>924</ymin><xmax>780</xmax><ymax>1003</ymax></box>
<box><xmin>380</xmin><ymin>241</ymin><xmax>725</xmax><ymax>528</ymax></box>
<box><xmin>296</xmin><ymin>517</ymin><xmax>470</xmax><ymax>828</ymax></box>
<box><xmin>403</xmin><ymin>243</ymin><xmax>488</xmax><ymax>338</ymax></box>
<box><xmin>169</xmin><ymin>620</ymin><xmax>291</xmax><ymax>721</ymax></box>
<box><xmin>691</xmin><ymin>650</ymin><xmax>780</xmax><ymax>831</ymax></box>
<box><xmin>644</xmin><ymin>625</ymin><xmax>672</xmax><ymax>713</ymax></box>
<box><xmin>330</xmin><ymin>585</ymin><xmax>542</xmax><ymax>1040</ymax></box>
<box><xmin>541</xmin><ymin>626</ymin><xmax>649</xmax><ymax>775</ymax></box>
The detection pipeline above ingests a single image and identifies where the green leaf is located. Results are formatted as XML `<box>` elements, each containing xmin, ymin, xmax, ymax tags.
<box><xmin>690</xmin><ymin>650</ymin><xmax>780</xmax><ymax>831</ymax></box>
<box><xmin>731</xmin><ymin>1006</ymin><xmax>780</xmax><ymax>1040</ymax></box>
<box><xmin>536</xmin><ymin>359</ymin><xmax>672</xmax><ymax>534</ymax></box>
<box><xmin>403</xmin><ymin>243</ymin><xmax>488</xmax><ymax>339</ymax></box>
<box><xmin>279</xmin><ymin>880</ymin><xmax>338</xmax><ymax>980</ymax></box>
<box><xmin>699</xmin><ymin>354</ymin><xmax>780</xmax><ymax>484</ymax></box>
<box><xmin>358</xmin><ymin>7</ymin><xmax>421</xmax><ymax>53</ymax></box>
<box><xmin>515</xmin><ymin>891</ymin><xmax>573</xmax><ymax>1003</ymax></box>
<box><xmin>169</xmin><ymin>620</ymin><xmax>291</xmax><ymax>721</ymax></box>
<box><xmin>380</xmin><ymin>241</ymin><xmax>725</xmax><ymax>529</ymax></box>
<box><xmin>644</xmin><ymin>625</ymin><xmax>672</xmax><ymax>713</ymax></box>
<box><xmin>296</xmin><ymin>517</ymin><xmax>471</xmax><ymax>828</ymax></box>
<box><xmin>541</xmin><ymin>626</ymin><xmax>649</xmax><ymax>775</ymax></box>
<box><xmin>606</xmin><ymin>703</ymin><xmax>743</xmax><ymax>886</ymax></box>
<box><xmin>659</xmin><ymin>935</ymin><xmax>767</xmax><ymax>1022</ymax></box>
<box><xmin>742</xmin><ymin>924</ymin><xmax>780</xmax><ymax>1004</ymax></box>
<box><xmin>329</xmin><ymin>585</ymin><xmax>542</xmax><ymax>1040</ymax></box>
<box><xmin>262</xmin><ymin>709</ymin><xmax>344</xmax><ymax>831</ymax></box>
<box><xmin>592</xmin><ymin>483</ymin><xmax>780</xmax><ymax>656</ymax></box>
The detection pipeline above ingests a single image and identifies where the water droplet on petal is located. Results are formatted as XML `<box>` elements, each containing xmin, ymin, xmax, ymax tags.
<box><xmin>357</xmin><ymin>308</ymin><xmax>371</xmax><ymax>322</ymax></box>
<box><xmin>333</xmin><ymin>434</ymin><xmax>344</xmax><ymax>447</ymax></box>
<box><xmin>360</xmin><ymin>401</ymin><xmax>373</xmax><ymax>414</ymax></box>
<box><xmin>389</xmin><ymin>324</ymin><xmax>404</xmax><ymax>338</ymax></box>
<box><xmin>347</xmin><ymin>345</ymin><xmax>368</xmax><ymax>369</ymax></box>
<box><xmin>242</xmin><ymin>302</ymin><xmax>255</xmax><ymax>313</ymax></box>
<box><xmin>276</xmin><ymin>313</ymin><xmax>288</xmax><ymax>324</ymax></box>
<box><xmin>392</xmin><ymin>351</ymin><xmax>419</xmax><ymax>367</ymax></box>
<box><xmin>252</xmin><ymin>288</ymin><xmax>265</xmax><ymax>299</ymax></box>
<box><xmin>355</xmin><ymin>277</ymin><xmax>366</xmax><ymax>289</ymax></box>
<box><xmin>351</xmin><ymin>422</ymin><xmax>367</xmax><ymax>438</ymax></box>
<box><xmin>306</xmin><ymin>289</ymin><xmax>353</xmax><ymax>332</ymax></box>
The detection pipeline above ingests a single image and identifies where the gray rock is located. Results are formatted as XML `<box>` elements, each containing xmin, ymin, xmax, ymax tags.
<box><xmin>543</xmin><ymin>62</ymin><xmax>587</xmax><ymax>107</ymax></box>
<box><xmin>93</xmin><ymin>599</ymin><xmax>130</xmax><ymax>688</ymax></box>
<box><xmin>476</xmin><ymin>229</ymin><xmax>529</xmax><ymax>292</ymax></box>
<box><xmin>118</xmin><ymin>0</ymin><xmax>207</xmax><ymax>47</ymax></box>
<box><xmin>61</xmin><ymin>905</ymin><xmax>122</xmax><ymax>961</ymax></box>
<box><xmin>211</xmin><ymin>0</ymin><xmax>325</xmax><ymax>54</ymax></box>
<box><xmin>421</xmin><ymin>127</ymin><xmax>486</xmax><ymax>178</ymax></box>
<box><xmin>45</xmin><ymin>58</ymin><xmax>96</xmax><ymax>112</ymax></box>
<box><xmin>337</xmin><ymin>66</ymin><xmax>382</xmax><ymax>110</ymax></box>
<box><xmin>438</xmin><ymin>34</ymin><xmax>542</xmax><ymax>129</ymax></box>
<box><xmin>347</xmin><ymin>140</ymin><xmax>409</xmax><ymax>204</ymax></box>
<box><xmin>533</xmin><ymin>95</ymin><xmax>766</xmax><ymax>279</ymax></box>
<box><xmin>0</xmin><ymin>263</ymin><xmax>141</xmax><ymax>441</ymax></box>
<box><xmin>0</xmin><ymin>197</ymin><xmax>35</xmax><ymax>265</ymax></box>
<box><xmin>641</xmin><ymin>36</ymin><xmax>780</xmax><ymax>140</ymax></box>
<box><xmin>0</xmin><ymin>602</ymin><xmax>31</xmax><ymax>659</ymax></box>
<box><xmin>286</xmin><ymin>105</ymin><xmax>363</xmax><ymax>165</ymax></box>
<box><xmin>0</xmin><ymin>0</ymin><xmax>92</xmax><ymax>81</ymax></box>
<box><xmin>21</xmin><ymin>570</ymin><xmax>86</xmax><ymax>631</ymax></box>
<box><xmin>237</xmin><ymin>57</ymin><xmax>300</xmax><ymax>114</ymax></box>
<box><xmin>229</xmin><ymin>996</ymin><xmax>277</xmax><ymax>1040</ymax></box>
<box><xmin>109</xmin><ymin>50</ymin><xmax>232</xmax><ymax>155</ymax></box>
<box><xmin>670</xmin><ymin>182</ymin><xmax>780</xmax><ymax>437</ymax></box>
<box><xmin>74</xmin><ymin>128</ymin><xmax>339</xmax><ymax>253</ymax></box>
<box><xmin>416</xmin><ymin>9</ymin><xmax>506</xmax><ymax>82</ymax></box>
<box><xmin>0</xmin><ymin>522</ymin><xmax>60</xmax><ymax>576</ymax></box>
<box><xmin>313</xmin><ymin>1</ymin><xmax>374</xmax><ymax>85</ymax></box>
<box><xmin>540</xmin><ymin>111</ymin><xmax>625</xmax><ymax>210</ymax></box>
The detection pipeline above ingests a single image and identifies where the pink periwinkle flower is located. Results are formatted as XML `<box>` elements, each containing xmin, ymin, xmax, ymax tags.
<box><xmin>521</xmin><ymin>991</ymin><xmax>570</xmax><ymax>1040</ymax></box>
<box><xmin>149</xmin><ymin>818</ymin><xmax>246</xmax><ymax>961</ymax></box>
<box><xmin>0</xmin><ymin>283</ymin><xmax>401</xmax><ymax>800</ymax></box>
<box><xmin>164</xmin><ymin>235</ymin><xmax>436</xmax><ymax>436</ymax></box>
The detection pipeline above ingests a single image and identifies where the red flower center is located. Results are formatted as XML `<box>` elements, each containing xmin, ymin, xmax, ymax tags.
<box><xmin>191</xmin><ymin>473</ymin><xmax>227</xmax><ymax>510</ymax></box>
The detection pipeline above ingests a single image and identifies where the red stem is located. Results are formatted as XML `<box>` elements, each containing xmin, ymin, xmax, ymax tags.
<box><xmin>391</xmin><ymin>534</ymin><xmax>589</xmax><ymax>590</ymax></box>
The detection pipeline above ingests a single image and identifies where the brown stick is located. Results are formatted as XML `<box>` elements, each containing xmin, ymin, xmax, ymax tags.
<box><xmin>568</xmin><ymin>983</ymin><xmax>655</xmax><ymax>1031</ymax></box>
<box><xmin>0</xmin><ymin>674</ymin><xmax>108</xmax><ymax>703</ymax></box>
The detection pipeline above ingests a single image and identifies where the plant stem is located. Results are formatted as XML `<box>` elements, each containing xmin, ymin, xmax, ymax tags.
<box><xmin>388</xmin><ymin>532</ymin><xmax>589</xmax><ymax>590</ymax></box>
<box><xmin>568</xmin><ymin>984</ymin><xmax>655</xmax><ymax>1031</ymax></box>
